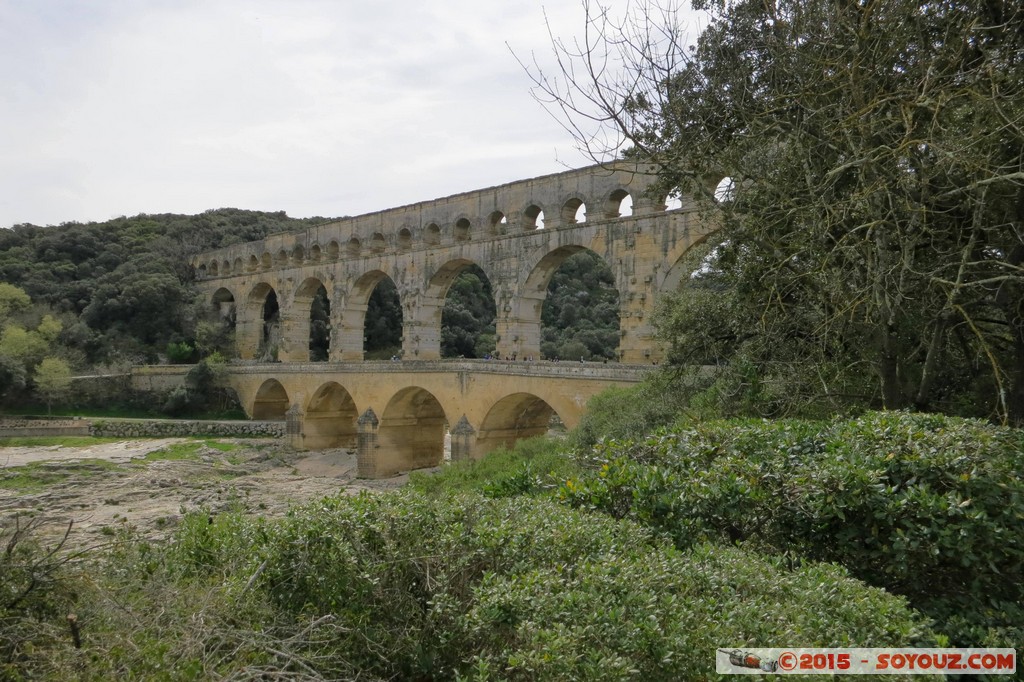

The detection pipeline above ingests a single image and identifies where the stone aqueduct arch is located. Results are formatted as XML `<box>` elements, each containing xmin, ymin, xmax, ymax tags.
<box><xmin>208</xmin><ymin>361</ymin><xmax>641</xmax><ymax>478</ymax></box>
<box><xmin>190</xmin><ymin>161</ymin><xmax>719</xmax><ymax>476</ymax></box>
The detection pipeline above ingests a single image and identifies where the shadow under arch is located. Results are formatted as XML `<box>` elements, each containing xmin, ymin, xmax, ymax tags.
<box><xmin>303</xmin><ymin>382</ymin><xmax>358</xmax><ymax>449</ymax></box>
<box><xmin>377</xmin><ymin>386</ymin><xmax>447</xmax><ymax>476</ymax></box>
<box><xmin>211</xmin><ymin>286</ymin><xmax>235</xmax><ymax>309</ymax></box>
<box><xmin>252</xmin><ymin>379</ymin><xmax>289</xmax><ymax>420</ymax></box>
<box><xmin>474</xmin><ymin>392</ymin><xmax>558</xmax><ymax>458</ymax></box>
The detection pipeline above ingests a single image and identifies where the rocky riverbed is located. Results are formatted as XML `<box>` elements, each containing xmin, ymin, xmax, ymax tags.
<box><xmin>0</xmin><ymin>438</ymin><xmax>426</xmax><ymax>546</ymax></box>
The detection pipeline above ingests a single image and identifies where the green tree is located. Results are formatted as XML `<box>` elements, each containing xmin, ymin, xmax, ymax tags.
<box><xmin>540</xmin><ymin>252</ymin><xmax>620</xmax><ymax>360</ymax></box>
<box><xmin>309</xmin><ymin>285</ymin><xmax>331</xmax><ymax>361</ymax></box>
<box><xmin>441</xmin><ymin>267</ymin><xmax>497</xmax><ymax>358</ymax></box>
<box><xmin>528</xmin><ymin>0</ymin><xmax>1024</xmax><ymax>420</ymax></box>
<box><xmin>364</xmin><ymin>279</ymin><xmax>403</xmax><ymax>359</ymax></box>
<box><xmin>34</xmin><ymin>357</ymin><xmax>72</xmax><ymax>415</ymax></box>
<box><xmin>0</xmin><ymin>283</ymin><xmax>30</xmax><ymax>320</ymax></box>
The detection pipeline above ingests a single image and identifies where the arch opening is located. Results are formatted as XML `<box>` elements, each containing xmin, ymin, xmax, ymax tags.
<box><xmin>524</xmin><ymin>205</ymin><xmax>545</xmax><ymax>230</ymax></box>
<box><xmin>327</xmin><ymin>241</ymin><xmax>340</xmax><ymax>260</ymax></box>
<box><xmin>454</xmin><ymin>218</ymin><xmax>471</xmax><ymax>242</ymax></box>
<box><xmin>347</xmin><ymin>237</ymin><xmax>361</xmax><ymax>257</ymax></box>
<box><xmin>308</xmin><ymin>244</ymin><xmax>322</xmax><ymax>262</ymax></box>
<box><xmin>275</xmin><ymin>249</ymin><xmax>288</xmax><ymax>267</ymax></box>
<box><xmin>209</xmin><ymin>261</ymin><xmax>219</xmax><ymax>276</ymax></box>
<box><xmin>664</xmin><ymin>189</ymin><xmax>683</xmax><ymax>211</ymax></box>
<box><xmin>561</xmin><ymin>197</ymin><xmax>586</xmax><ymax>224</ymax></box>
<box><xmin>364</xmin><ymin>275</ymin><xmax>403</xmax><ymax>359</ymax></box>
<box><xmin>476</xmin><ymin>393</ymin><xmax>561</xmax><ymax>457</ymax></box>
<box><xmin>714</xmin><ymin>176</ymin><xmax>736</xmax><ymax>203</ymax></box>
<box><xmin>520</xmin><ymin>247</ymin><xmax>620</xmax><ymax>362</ymax></box>
<box><xmin>606</xmin><ymin>189</ymin><xmax>633</xmax><ymax>218</ymax></box>
<box><xmin>252</xmin><ymin>379</ymin><xmax>289</xmax><ymax>420</ymax></box>
<box><xmin>424</xmin><ymin>223</ymin><xmax>441</xmax><ymax>245</ymax></box>
<box><xmin>221</xmin><ymin>260</ymin><xmax>230</xmax><ymax>275</ymax></box>
<box><xmin>233</xmin><ymin>257</ymin><xmax>243</xmax><ymax>273</ymax></box>
<box><xmin>292</xmin><ymin>245</ymin><xmax>305</xmax><ymax>264</ymax></box>
<box><xmin>260</xmin><ymin>252</ymin><xmax>272</xmax><ymax>269</ymax></box>
<box><xmin>202</xmin><ymin>288</ymin><xmax>236</xmax><ymax>357</ymax></box>
<box><xmin>304</xmin><ymin>382</ymin><xmax>357</xmax><ymax>449</ymax></box>
<box><xmin>248</xmin><ymin>284</ymin><xmax>280</xmax><ymax>361</ymax></box>
<box><xmin>439</xmin><ymin>263</ymin><xmax>497</xmax><ymax>359</ymax></box>
<box><xmin>378</xmin><ymin>386</ymin><xmax>447</xmax><ymax>475</ymax></box>
<box><xmin>304</xmin><ymin>281</ymin><xmax>331</xmax><ymax>362</ymax></box>
<box><xmin>488</xmin><ymin>211</ymin><xmax>507</xmax><ymax>235</ymax></box>
<box><xmin>398</xmin><ymin>228</ymin><xmax>413</xmax><ymax>251</ymax></box>
<box><xmin>247</xmin><ymin>255</ymin><xmax>259</xmax><ymax>272</ymax></box>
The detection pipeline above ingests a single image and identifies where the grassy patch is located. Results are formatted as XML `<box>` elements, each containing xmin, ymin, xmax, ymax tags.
<box><xmin>202</xmin><ymin>439</ymin><xmax>239</xmax><ymax>452</ymax></box>
<box><xmin>139</xmin><ymin>442</ymin><xmax>203</xmax><ymax>462</ymax></box>
<box><xmin>0</xmin><ymin>458</ymin><xmax>119</xmax><ymax>491</ymax></box>
<box><xmin>0</xmin><ymin>436</ymin><xmax>126</xmax><ymax>448</ymax></box>
<box><xmin>136</xmin><ymin>439</ymin><xmax>239</xmax><ymax>462</ymax></box>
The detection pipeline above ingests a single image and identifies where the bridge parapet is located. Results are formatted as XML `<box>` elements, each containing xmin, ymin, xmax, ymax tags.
<box><xmin>214</xmin><ymin>359</ymin><xmax>654</xmax><ymax>381</ymax></box>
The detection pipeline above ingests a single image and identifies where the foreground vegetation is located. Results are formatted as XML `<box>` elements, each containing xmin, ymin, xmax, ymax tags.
<box><xmin>3</xmin><ymin>411</ymin><xmax>1020</xmax><ymax>679</ymax></box>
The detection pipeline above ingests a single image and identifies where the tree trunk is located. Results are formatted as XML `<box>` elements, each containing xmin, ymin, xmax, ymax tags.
<box><xmin>914</xmin><ymin>315</ymin><xmax>948</xmax><ymax>411</ymax></box>
<box><xmin>877</xmin><ymin>323</ymin><xmax>905</xmax><ymax>409</ymax></box>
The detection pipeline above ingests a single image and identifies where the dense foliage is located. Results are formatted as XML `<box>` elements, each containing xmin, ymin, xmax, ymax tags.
<box><xmin>364</xmin><ymin>278</ymin><xmax>403</xmax><ymax>359</ymax></box>
<box><xmin>541</xmin><ymin>251</ymin><xmax>619</xmax><ymax>361</ymax></box>
<box><xmin>441</xmin><ymin>266</ymin><xmax>497</xmax><ymax>358</ymax></box>
<box><xmin>0</xmin><ymin>210</ymin><xmax>329</xmax><ymax>366</ymax></box>
<box><xmin>560</xmin><ymin>411</ymin><xmax>1024</xmax><ymax>649</ymax></box>
<box><xmin>2</xmin><ymin>487</ymin><xmax>932</xmax><ymax>680</ymax></box>
<box><xmin>533</xmin><ymin>0</ymin><xmax>1024</xmax><ymax>422</ymax></box>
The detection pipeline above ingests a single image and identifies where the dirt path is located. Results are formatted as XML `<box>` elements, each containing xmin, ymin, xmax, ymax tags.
<box><xmin>0</xmin><ymin>438</ymin><xmax>426</xmax><ymax>546</ymax></box>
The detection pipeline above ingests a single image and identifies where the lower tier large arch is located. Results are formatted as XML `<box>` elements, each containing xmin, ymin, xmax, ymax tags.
<box><xmin>302</xmin><ymin>381</ymin><xmax>358</xmax><ymax>449</ymax></box>
<box><xmin>252</xmin><ymin>379</ymin><xmax>289</xmax><ymax>420</ymax></box>
<box><xmin>375</xmin><ymin>386</ymin><xmax>447</xmax><ymax>477</ymax></box>
<box><xmin>472</xmin><ymin>392</ymin><xmax>558</xmax><ymax>458</ymax></box>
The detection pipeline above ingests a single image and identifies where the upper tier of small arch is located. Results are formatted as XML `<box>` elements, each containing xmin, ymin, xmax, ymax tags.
<box><xmin>192</xmin><ymin>161</ymin><xmax>710</xmax><ymax>278</ymax></box>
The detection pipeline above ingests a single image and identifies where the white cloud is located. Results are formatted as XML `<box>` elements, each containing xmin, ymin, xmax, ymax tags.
<box><xmin>0</xmin><ymin>0</ymin><xmax>703</xmax><ymax>227</ymax></box>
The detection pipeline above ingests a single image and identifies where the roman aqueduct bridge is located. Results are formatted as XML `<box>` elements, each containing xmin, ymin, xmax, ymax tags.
<box><xmin>187</xmin><ymin>161</ymin><xmax>719</xmax><ymax>476</ymax></box>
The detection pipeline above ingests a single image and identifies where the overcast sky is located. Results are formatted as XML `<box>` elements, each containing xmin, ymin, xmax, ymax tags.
<box><xmin>0</xmin><ymin>1</ymin><xmax>703</xmax><ymax>228</ymax></box>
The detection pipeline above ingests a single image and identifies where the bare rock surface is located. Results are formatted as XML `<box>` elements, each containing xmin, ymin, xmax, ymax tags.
<box><xmin>0</xmin><ymin>438</ymin><xmax>424</xmax><ymax>546</ymax></box>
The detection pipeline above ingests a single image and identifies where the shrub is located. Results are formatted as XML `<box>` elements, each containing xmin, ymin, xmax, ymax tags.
<box><xmin>561</xmin><ymin>411</ymin><xmax>1024</xmax><ymax>647</ymax></box>
<box><xmin>5</xmin><ymin>491</ymin><xmax>933</xmax><ymax>680</ymax></box>
<box><xmin>249</xmin><ymin>492</ymin><xmax>931</xmax><ymax>680</ymax></box>
<box><xmin>570</xmin><ymin>374</ymin><xmax>691</xmax><ymax>450</ymax></box>
<box><xmin>0</xmin><ymin>517</ymin><xmax>80</xmax><ymax>680</ymax></box>
<box><xmin>409</xmin><ymin>436</ymin><xmax>573</xmax><ymax>498</ymax></box>
<box><xmin>165</xmin><ymin>341</ymin><xmax>195</xmax><ymax>364</ymax></box>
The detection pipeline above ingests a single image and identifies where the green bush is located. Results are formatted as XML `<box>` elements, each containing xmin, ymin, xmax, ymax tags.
<box><xmin>561</xmin><ymin>411</ymin><xmax>1024</xmax><ymax>647</ymax></box>
<box><xmin>570</xmin><ymin>374</ymin><xmax>691</xmax><ymax>450</ymax></box>
<box><xmin>409</xmin><ymin>436</ymin><xmax>573</xmax><ymax>498</ymax></box>
<box><xmin>248</xmin><ymin>492</ymin><xmax>931</xmax><ymax>680</ymax></box>
<box><xmin>3</xmin><ymin>491</ymin><xmax>934</xmax><ymax>680</ymax></box>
